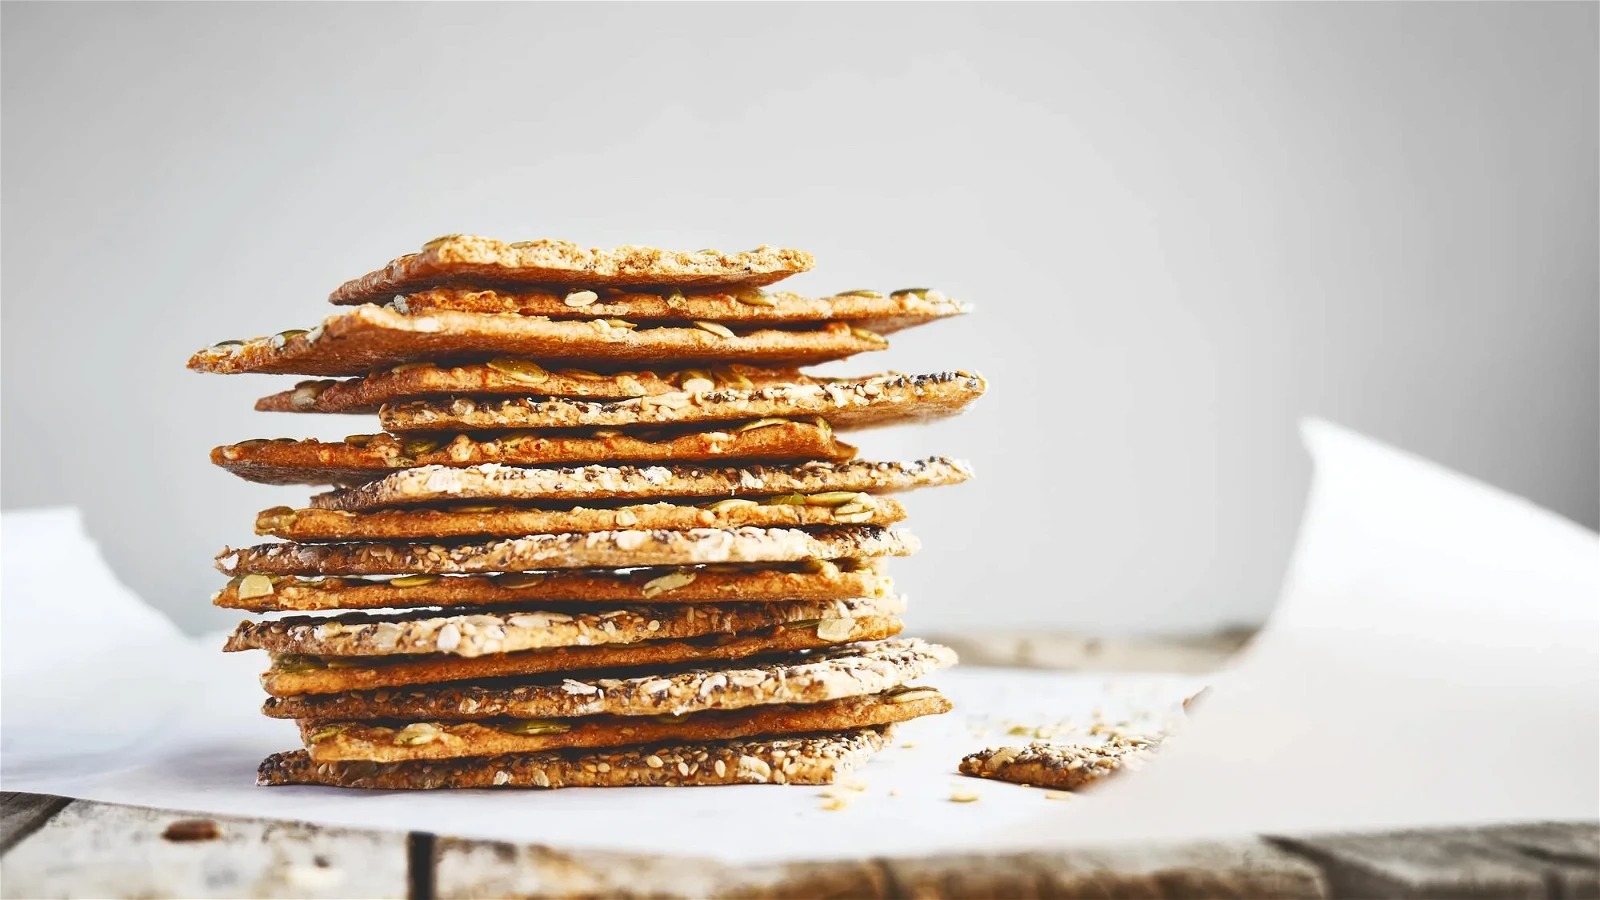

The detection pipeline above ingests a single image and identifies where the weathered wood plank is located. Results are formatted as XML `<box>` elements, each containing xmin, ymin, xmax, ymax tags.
<box><xmin>1270</xmin><ymin>822</ymin><xmax>1600</xmax><ymax>899</ymax></box>
<box><xmin>0</xmin><ymin>798</ymin><xmax>411</xmax><ymax>899</ymax></box>
<box><xmin>0</xmin><ymin>792</ymin><xmax>72</xmax><ymax>855</ymax></box>
<box><xmin>433</xmin><ymin>838</ymin><xmax>886</xmax><ymax>899</ymax></box>
<box><xmin>433</xmin><ymin>836</ymin><xmax>1325</xmax><ymax>899</ymax></box>
<box><xmin>881</xmin><ymin>839</ymin><xmax>1328</xmax><ymax>899</ymax></box>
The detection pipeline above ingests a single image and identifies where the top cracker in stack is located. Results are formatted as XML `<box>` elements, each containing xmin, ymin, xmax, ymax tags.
<box><xmin>191</xmin><ymin>236</ymin><xmax>983</xmax><ymax>789</ymax></box>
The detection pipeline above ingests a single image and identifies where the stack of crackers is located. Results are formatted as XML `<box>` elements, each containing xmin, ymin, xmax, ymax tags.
<box><xmin>190</xmin><ymin>236</ymin><xmax>984</xmax><ymax>790</ymax></box>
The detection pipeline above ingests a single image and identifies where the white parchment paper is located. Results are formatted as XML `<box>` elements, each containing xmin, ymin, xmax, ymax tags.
<box><xmin>2</xmin><ymin>420</ymin><xmax>1594</xmax><ymax>861</ymax></box>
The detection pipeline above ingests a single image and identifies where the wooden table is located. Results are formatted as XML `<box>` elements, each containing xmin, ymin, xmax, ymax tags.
<box><xmin>3</xmin><ymin>793</ymin><xmax>1595</xmax><ymax>899</ymax></box>
<box><xmin>4</xmin><ymin>633</ymin><xmax>1594</xmax><ymax>898</ymax></box>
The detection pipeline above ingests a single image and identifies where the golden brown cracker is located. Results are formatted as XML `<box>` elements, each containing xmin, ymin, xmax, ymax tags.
<box><xmin>259</xmin><ymin>617</ymin><xmax>905</xmax><ymax>696</ymax></box>
<box><xmin>254</xmin><ymin>362</ymin><xmax>807</xmax><ymax>415</ymax></box>
<box><xmin>310</xmin><ymin>457</ymin><xmax>973</xmax><ymax>511</ymax></box>
<box><xmin>379</xmin><ymin>371</ymin><xmax>986</xmax><ymax>434</ymax></box>
<box><xmin>225</xmin><ymin>595</ymin><xmax>903</xmax><ymax>658</ymax></box>
<box><xmin>216</xmin><ymin>525</ymin><xmax>918</xmax><ymax>577</ymax></box>
<box><xmin>957</xmin><ymin>736</ymin><xmax>1160</xmax><ymax>790</ymax></box>
<box><xmin>253</xmin><ymin>493</ymin><xmax>903</xmax><ymax>541</ymax></box>
<box><xmin>387</xmin><ymin>285</ymin><xmax>968</xmax><ymax>334</ymax></box>
<box><xmin>300</xmin><ymin>690</ymin><xmax>950</xmax><ymax>763</ymax></box>
<box><xmin>329</xmin><ymin>237</ymin><xmax>813</xmax><ymax>305</ymax></box>
<box><xmin>262</xmin><ymin>638</ymin><xmax>955</xmax><ymax>722</ymax></box>
<box><xmin>212</xmin><ymin>421</ymin><xmax>854</xmax><ymax>486</ymax></box>
<box><xmin>257</xmin><ymin>727</ymin><xmax>891</xmax><ymax>788</ymax></box>
<box><xmin>188</xmin><ymin>306</ymin><xmax>880</xmax><ymax>377</ymax></box>
<box><xmin>213</xmin><ymin>559</ymin><xmax>891</xmax><ymax>612</ymax></box>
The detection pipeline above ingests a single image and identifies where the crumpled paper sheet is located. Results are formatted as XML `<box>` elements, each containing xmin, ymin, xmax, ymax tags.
<box><xmin>1</xmin><ymin>420</ymin><xmax>1593</xmax><ymax>861</ymax></box>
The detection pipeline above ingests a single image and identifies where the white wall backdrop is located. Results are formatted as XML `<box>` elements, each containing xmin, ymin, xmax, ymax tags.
<box><xmin>3</xmin><ymin>2</ymin><xmax>1596</xmax><ymax>635</ymax></box>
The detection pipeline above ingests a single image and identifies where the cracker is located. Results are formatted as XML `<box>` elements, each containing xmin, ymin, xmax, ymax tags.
<box><xmin>328</xmin><ymin>237</ymin><xmax>813</xmax><ymax>305</ymax></box>
<box><xmin>224</xmin><ymin>595</ymin><xmax>903</xmax><ymax>658</ymax></box>
<box><xmin>386</xmin><ymin>286</ymin><xmax>969</xmax><ymax>334</ymax></box>
<box><xmin>379</xmin><ymin>371</ymin><xmax>987</xmax><ymax>434</ymax></box>
<box><xmin>255</xmin><ymin>363</ymin><xmax>808</xmax><ymax>415</ymax></box>
<box><xmin>213</xmin><ymin>421</ymin><xmax>855</xmax><ymax>486</ymax></box>
<box><xmin>188</xmin><ymin>306</ymin><xmax>880</xmax><ymax>377</ymax></box>
<box><xmin>263</xmin><ymin>638</ymin><xmax>955</xmax><ymax>721</ymax></box>
<box><xmin>216</xmin><ymin>525</ymin><xmax>918</xmax><ymax>577</ymax></box>
<box><xmin>258</xmin><ymin>727</ymin><xmax>890</xmax><ymax>788</ymax></box>
<box><xmin>213</xmin><ymin>559</ymin><xmax>891</xmax><ymax>612</ymax></box>
<box><xmin>253</xmin><ymin>494</ymin><xmax>904</xmax><ymax>541</ymax></box>
<box><xmin>310</xmin><ymin>457</ymin><xmax>972</xmax><ymax>511</ymax></box>
<box><xmin>260</xmin><ymin>617</ymin><xmax>905</xmax><ymax>696</ymax></box>
<box><xmin>957</xmin><ymin>736</ymin><xmax>1159</xmax><ymax>790</ymax></box>
<box><xmin>300</xmin><ymin>690</ymin><xmax>949</xmax><ymax>763</ymax></box>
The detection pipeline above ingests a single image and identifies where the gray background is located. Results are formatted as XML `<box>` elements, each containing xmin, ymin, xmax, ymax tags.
<box><xmin>3</xmin><ymin>2</ymin><xmax>1596</xmax><ymax>636</ymax></box>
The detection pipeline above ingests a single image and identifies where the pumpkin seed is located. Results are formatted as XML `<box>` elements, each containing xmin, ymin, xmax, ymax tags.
<box><xmin>734</xmin><ymin>289</ymin><xmax>778</xmax><ymax>307</ymax></box>
<box><xmin>814</xmin><ymin>618</ymin><xmax>856</xmax><ymax>641</ymax></box>
<box><xmin>704</xmin><ymin>498</ymin><xmax>760</xmax><ymax>513</ymax></box>
<box><xmin>394</xmin><ymin>723</ymin><xmax>443</xmax><ymax>745</ymax></box>
<box><xmin>849</xmin><ymin>326</ymin><xmax>887</xmax><ymax>343</ymax></box>
<box><xmin>834</xmin><ymin>290</ymin><xmax>882</xmax><ymax>299</ymax></box>
<box><xmin>344</xmin><ymin>434</ymin><xmax>378</xmax><ymax>447</ymax></box>
<box><xmin>641</xmin><ymin>570</ymin><xmax>697</xmax><ymax>599</ymax></box>
<box><xmin>679</xmin><ymin>369</ymin><xmax>715</xmax><ymax>393</ymax></box>
<box><xmin>237</xmin><ymin>574</ymin><xmax>276</xmax><ymax>599</ymax></box>
<box><xmin>886</xmin><ymin>687</ymin><xmax>942</xmax><ymax>704</ymax></box>
<box><xmin>889</xmin><ymin>288</ymin><xmax>929</xmax><ymax>299</ymax></box>
<box><xmin>309</xmin><ymin>725</ymin><xmax>345</xmax><ymax>743</ymax></box>
<box><xmin>693</xmin><ymin>320</ymin><xmax>736</xmax><ymax>339</ymax></box>
<box><xmin>737</xmin><ymin>417</ymin><xmax>789</xmax><ymax>433</ymax></box>
<box><xmin>211</xmin><ymin>339</ymin><xmax>244</xmax><ymax>348</ymax></box>
<box><xmin>562</xmin><ymin>369</ymin><xmax>605</xmax><ymax>381</ymax></box>
<box><xmin>496</xmin><ymin>719</ymin><xmax>572</xmax><ymax>735</ymax></box>
<box><xmin>486</xmin><ymin>357</ymin><xmax>550</xmax><ymax>385</ymax></box>
<box><xmin>496</xmin><ymin>572</ymin><xmax>547</xmax><ymax>589</ymax></box>
<box><xmin>273</xmin><ymin>654</ymin><xmax>326</xmax><ymax>673</ymax></box>
<box><xmin>402</xmin><ymin>437</ymin><xmax>442</xmax><ymax>456</ymax></box>
<box><xmin>765</xmin><ymin>493</ymin><xmax>808</xmax><ymax>506</ymax></box>
<box><xmin>389</xmin><ymin>574</ymin><xmax>441</xmax><ymax>587</ymax></box>
<box><xmin>713</xmin><ymin>366</ymin><xmax>754</xmax><ymax>390</ymax></box>
<box><xmin>422</xmin><ymin>234</ymin><xmax>463</xmax><ymax>251</ymax></box>
<box><xmin>805</xmin><ymin>491</ymin><xmax>865</xmax><ymax>507</ymax></box>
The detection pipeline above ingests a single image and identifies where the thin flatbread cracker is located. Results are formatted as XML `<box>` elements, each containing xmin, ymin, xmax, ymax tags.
<box><xmin>259</xmin><ymin>617</ymin><xmax>905</xmax><ymax>696</ymax></box>
<box><xmin>257</xmin><ymin>727</ymin><xmax>891</xmax><ymax>788</ymax></box>
<box><xmin>386</xmin><ymin>286</ymin><xmax>968</xmax><ymax>334</ymax></box>
<box><xmin>213</xmin><ymin>559</ymin><xmax>891</xmax><ymax>612</ymax></box>
<box><xmin>329</xmin><ymin>237</ymin><xmax>814</xmax><ymax>305</ymax></box>
<box><xmin>379</xmin><ymin>371</ymin><xmax>986</xmax><ymax>434</ymax></box>
<box><xmin>958</xmin><ymin>736</ymin><xmax>1160</xmax><ymax>790</ymax></box>
<box><xmin>215</xmin><ymin>525</ymin><xmax>918</xmax><ymax>577</ymax></box>
<box><xmin>224</xmin><ymin>595</ymin><xmax>903</xmax><ymax>658</ymax></box>
<box><xmin>299</xmin><ymin>690</ymin><xmax>949</xmax><ymax>763</ymax></box>
<box><xmin>213</xmin><ymin>421</ymin><xmax>854</xmax><ymax>486</ymax></box>
<box><xmin>309</xmin><ymin>457</ymin><xmax>972</xmax><ymax>511</ymax></box>
<box><xmin>188</xmin><ymin>306</ymin><xmax>881</xmax><ymax>377</ymax></box>
<box><xmin>252</xmin><ymin>494</ymin><xmax>902</xmax><ymax>541</ymax></box>
<box><xmin>255</xmin><ymin>363</ymin><xmax>808</xmax><ymax>415</ymax></box>
<box><xmin>262</xmin><ymin>639</ymin><xmax>954</xmax><ymax>722</ymax></box>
